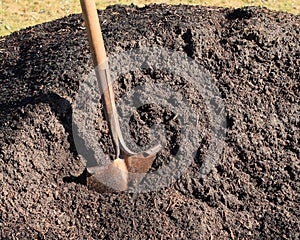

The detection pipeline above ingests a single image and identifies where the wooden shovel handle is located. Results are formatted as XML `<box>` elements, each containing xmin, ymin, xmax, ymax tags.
<box><xmin>80</xmin><ymin>0</ymin><xmax>122</xmax><ymax>158</ymax></box>
<box><xmin>80</xmin><ymin>0</ymin><xmax>107</xmax><ymax>67</ymax></box>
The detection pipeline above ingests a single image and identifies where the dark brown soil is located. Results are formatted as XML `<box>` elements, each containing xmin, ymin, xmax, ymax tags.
<box><xmin>0</xmin><ymin>4</ymin><xmax>299</xmax><ymax>239</ymax></box>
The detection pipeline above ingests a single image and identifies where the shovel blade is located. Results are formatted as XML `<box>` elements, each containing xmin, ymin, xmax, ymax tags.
<box><xmin>86</xmin><ymin>158</ymin><xmax>128</xmax><ymax>192</ymax></box>
<box><xmin>86</xmin><ymin>145</ymin><xmax>161</xmax><ymax>192</ymax></box>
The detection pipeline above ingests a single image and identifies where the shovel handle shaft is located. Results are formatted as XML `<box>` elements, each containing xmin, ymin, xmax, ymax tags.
<box><xmin>80</xmin><ymin>0</ymin><xmax>121</xmax><ymax>157</ymax></box>
<box><xmin>80</xmin><ymin>0</ymin><xmax>107</xmax><ymax>66</ymax></box>
<box><xmin>80</xmin><ymin>0</ymin><xmax>162</xmax><ymax>167</ymax></box>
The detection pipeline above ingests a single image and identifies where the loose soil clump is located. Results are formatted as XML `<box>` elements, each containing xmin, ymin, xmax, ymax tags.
<box><xmin>0</xmin><ymin>4</ymin><xmax>299</xmax><ymax>239</ymax></box>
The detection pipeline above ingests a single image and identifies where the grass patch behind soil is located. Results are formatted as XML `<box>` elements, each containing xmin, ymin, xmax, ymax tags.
<box><xmin>1</xmin><ymin>0</ymin><xmax>299</xmax><ymax>36</ymax></box>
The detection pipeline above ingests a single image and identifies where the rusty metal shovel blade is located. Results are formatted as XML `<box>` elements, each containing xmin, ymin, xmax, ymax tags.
<box><xmin>80</xmin><ymin>0</ymin><xmax>161</xmax><ymax>193</ymax></box>
<box><xmin>87</xmin><ymin>144</ymin><xmax>161</xmax><ymax>192</ymax></box>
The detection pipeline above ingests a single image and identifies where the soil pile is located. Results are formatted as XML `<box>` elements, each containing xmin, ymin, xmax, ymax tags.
<box><xmin>0</xmin><ymin>4</ymin><xmax>299</xmax><ymax>239</ymax></box>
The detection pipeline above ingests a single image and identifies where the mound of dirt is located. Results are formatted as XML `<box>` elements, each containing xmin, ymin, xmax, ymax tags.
<box><xmin>0</xmin><ymin>4</ymin><xmax>299</xmax><ymax>239</ymax></box>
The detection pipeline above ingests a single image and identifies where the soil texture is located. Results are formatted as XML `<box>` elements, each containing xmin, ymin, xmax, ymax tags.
<box><xmin>0</xmin><ymin>4</ymin><xmax>299</xmax><ymax>239</ymax></box>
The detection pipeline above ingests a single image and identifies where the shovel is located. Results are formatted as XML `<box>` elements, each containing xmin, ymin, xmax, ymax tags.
<box><xmin>80</xmin><ymin>0</ymin><xmax>161</xmax><ymax>192</ymax></box>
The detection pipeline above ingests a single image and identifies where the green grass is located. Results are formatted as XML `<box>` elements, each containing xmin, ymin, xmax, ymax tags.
<box><xmin>1</xmin><ymin>0</ymin><xmax>299</xmax><ymax>36</ymax></box>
